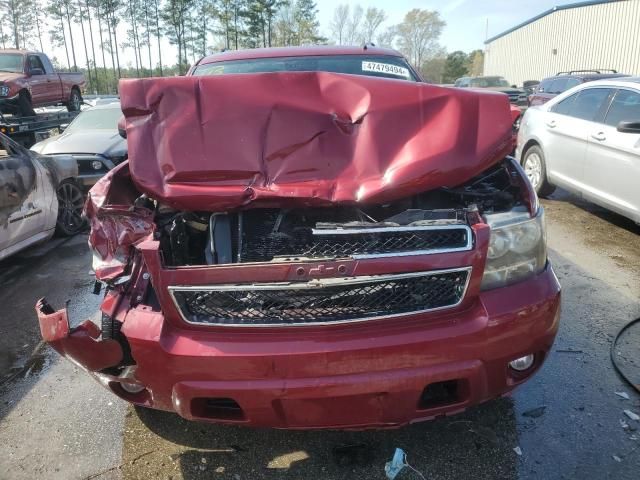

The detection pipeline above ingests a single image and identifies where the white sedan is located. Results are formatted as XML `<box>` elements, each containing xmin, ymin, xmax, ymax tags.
<box><xmin>516</xmin><ymin>78</ymin><xmax>640</xmax><ymax>224</ymax></box>
<box><xmin>0</xmin><ymin>133</ymin><xmax>82</xmax><ymax>261</ymax></box>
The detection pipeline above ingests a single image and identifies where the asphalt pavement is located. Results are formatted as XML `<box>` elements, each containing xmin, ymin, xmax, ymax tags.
<box><xmin>0</xmin><ymin>190</ymin><xmax>638</xmax><ymax>480</ymax></box>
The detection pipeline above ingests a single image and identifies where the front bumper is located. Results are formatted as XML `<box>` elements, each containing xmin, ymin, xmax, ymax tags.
<box><xmin>77</xmin><ymin>172</ymin><xmax>104</xmax><ymax>189</ymax></box>
<box><xmin>36</xmin><ymin>265</ymin><xmax>560</xmax><ymax>429</ymax></box>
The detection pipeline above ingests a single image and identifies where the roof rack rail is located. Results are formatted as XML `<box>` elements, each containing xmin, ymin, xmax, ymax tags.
<box><xmin>556</xmin><ymin>69</ymin><xmax>618</xmax><ymax>75</ymax></box>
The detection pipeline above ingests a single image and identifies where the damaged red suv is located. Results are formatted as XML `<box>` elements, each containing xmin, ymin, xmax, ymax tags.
<box><xmin>36</xmin><ymin>46</ymin><xmax>560</xmax><ymax>429</ymax></box>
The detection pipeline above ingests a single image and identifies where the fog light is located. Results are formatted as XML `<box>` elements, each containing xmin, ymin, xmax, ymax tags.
<box><xmin>91</xmin><ymin>160</ymin><xmax>103</xmax><ymax>170</ymax></box>
<box><xmin>120</xmin><ymin>382</ymin><xmax>145</xmax><ymax>394</ymax></box>
<box><xmin>509</xmin><ymin>354</ymin><xmax>535</xmax><ymax>371</ymax></box>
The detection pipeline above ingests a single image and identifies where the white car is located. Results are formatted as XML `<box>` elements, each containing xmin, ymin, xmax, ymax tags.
<box><xmin>0</xmin><ymin>133</ymin><xmax>82</xmax><ymax>261</ymax></box>
<box><xmin>516</xmin><ymin>78</ymin><xmax>640</xmax><ymax>223</ymax></box>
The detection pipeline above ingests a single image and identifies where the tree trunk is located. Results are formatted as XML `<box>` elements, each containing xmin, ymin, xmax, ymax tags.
<box><xmin>154</xmin><ymin>0</ymin><xmax>163</xmax><ymax>75</ymax></box>
<box><xmin>105</xmin><ymin>13</ymin><xmax>118</xmax><ymax>87</ymax></box>
<box><xmin>112</xmin><ymin>21</ymin><xmax>122</xmax><ymax>79</ymax></box>
<box><xmin>96</xmin><ymin>10</ymin><xmax>110</xmax><ymax>93</ymax></box>
<box><xmin>85</xmin><ymin>0</ymin><xmax>99</xmax><ymax>94</ymax></box>
<box><xmin>0</xmin><ymin>20</ymin><xmax>6</xmax><ymax>49</ymax></box>
<box><xmin>144</xmin><ymin>3</ymin><xmax>153</xmax><ymax>74</ymax></box>
<box><xmin>129</xmin><ymin>0</ymin><xmax>140</xmax><ymax>77</ymax></box>
<box><xmin>65</xmin><ymin>3</ymin><xmax>78</xmax><ymax>71</ymax></box>
<box><xmin>10</xmin><ymin>0</ymin><xmax>19</xmax><ymax>48</ymax></box>
<box><xmin>35</xmin><ymin>12</ymin><xmax>44</xmax><ymax>51</ymax></box>
<box><xmin>59</xmin><ymin>14</ymin><xmax>71</xmax><ymax>69</ymax></box>
<box><xmin>78</xmin><ymin>3</ymin><xmax>93</xmax><ymax>92</ymax></box>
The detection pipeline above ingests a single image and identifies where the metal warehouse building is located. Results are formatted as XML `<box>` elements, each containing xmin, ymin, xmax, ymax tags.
<box><xmin>484</xmin><ymin>0</ymin><xmax>640</xmax><ymax>86</ymax></box>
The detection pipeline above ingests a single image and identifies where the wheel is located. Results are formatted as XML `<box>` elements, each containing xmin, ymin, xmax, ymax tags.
<box><xmin>55</xmin><ymin>180</ymin><xmax>86</xmax><ymax>236</ymax></box>
<box><xmin>522</xmin><ymin>145</ymin><xmax>556</xmax><ymax>197</ymax></box>
<box><xmin>17</xmin><ymin>90</ymin><xmax>36</xmax><ymax>117</ymax></box>
<box><xmin>66</xmin><ymin>88</ymin><xmax>82</xmax><ymax>112</ymax></box>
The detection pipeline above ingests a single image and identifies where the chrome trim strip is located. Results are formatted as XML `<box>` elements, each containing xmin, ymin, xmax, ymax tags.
<box><xmin>168</xmin><ymin>266</ymin><xmax>472</xmax><ymax>327</ymax></box>
<box><xmin>311</xmin><ymin>224</ymin><xmax>469</xmax><ymax>235</ymax></box>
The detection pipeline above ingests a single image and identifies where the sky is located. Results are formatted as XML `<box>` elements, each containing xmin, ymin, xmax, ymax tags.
<box><xmin>315</xmin><ymin>0</ymin><xmax>567</xmax><ymax>52</ymax></box>
<box><xmin>35</xmin><ymin>0</ymin><xmax>570</xmax><ymax>72</ymax></box>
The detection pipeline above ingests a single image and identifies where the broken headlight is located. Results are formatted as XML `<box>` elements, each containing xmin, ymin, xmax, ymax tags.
<box><xmin>481</xmin><ymin>207</ymin><xmax>546</xmax><ymax>290</ymax></box>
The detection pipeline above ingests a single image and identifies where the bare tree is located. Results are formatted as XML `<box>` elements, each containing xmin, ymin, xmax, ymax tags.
<box><xmin>376</xmin><ymin>26</ymin><xmax>396</xmax><ymax>48</ymax></box>
<box><xmin>329</xmin><ymin>3</ymin><xmax>349</xmax><ymax>45</ymax></box>
<box><xmin>394</xmin><ymin>8</ymin><xmax>445</xmax><ymax>70</ymax></box>
<box><xmin>345</xmin><ymin>4</ymin><xmax>363</xmax><ymax>45</ymax></box>
<box><xmin>362</xmin><ymin>7</ymin><xmax>385</xmax><ymax>44</ymax></box>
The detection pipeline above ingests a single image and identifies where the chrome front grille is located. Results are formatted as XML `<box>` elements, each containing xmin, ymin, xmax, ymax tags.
<box><xmin>170</xmin><ymin>268</ymin><xmax>471</xmax><ymax>327</ymax></box>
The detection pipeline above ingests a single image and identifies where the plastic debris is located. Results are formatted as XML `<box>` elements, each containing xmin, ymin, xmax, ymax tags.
<box><xmin>623</xmin><ymin>410</ymin><xmax>640</xmax><ymax>421</ymax></box>
<box><xmin>615</xmin><ymin>391</ymin><xmax>630</xmax><ymax>400</ymax></box>
<box><xmin>385</xmin><ymin>448</ymin><xmax>426</xmax><ymax>480</ymax></box>
<box><xmin>613</xmin><ymin>455</ymin><xmax>622</xmax><ymax>462</ymax></box>
<box><xmin>385</xmin><ymin>448</ymin><xmax>406</xmax><ymax>480</ymax></box>
<box><xmin>513</xmin><ymin>446</ymin><xmax>523</xmax><ymax>456</ymax></box>
<box><xmin>522</xmin><ymin>406</ymin><xmax>546</xmax><ymax>418</ymax></box>
<box><xmin>620</xmin><ymin>418</ymin><xmax>630</xmax><ymax>430</ymax></box>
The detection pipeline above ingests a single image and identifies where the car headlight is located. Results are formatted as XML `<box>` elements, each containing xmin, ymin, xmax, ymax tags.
<box><xmin>481</xmin><ymin>207</ymin><xmax>546</xmax><ymax>290</ymax></box>
<box><xmin>0</xmin><ymin>85</ymin><xmax>9</xmax><ymax>97</ymax></box>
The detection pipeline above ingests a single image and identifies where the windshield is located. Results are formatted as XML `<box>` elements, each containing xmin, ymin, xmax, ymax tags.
<box><xmin>193</xmin><ymin>55</ymin><xmax>418</xmax><ymax>81</ymax></box>
<box><xmin>0</xmin><ymin>54</ymin><xmax>24</xmax><ymax>73</ymax></box>
<box><xmin>67</xmin><ymin>106</ymin><xmax>122</xmax><ymax>132</ymax></box>
<box><xmin>470</xmin><ymin>77</ymin><xmax>511</xmax><ymax>88</ymax></box>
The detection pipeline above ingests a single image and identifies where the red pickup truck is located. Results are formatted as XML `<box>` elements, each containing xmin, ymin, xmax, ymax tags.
<box><xmin>36</xmin><ymin>46</ymin><xmax>560</xmax><ymax>430</ymax></box>
<box><xmin>0</xmin><ymin>49</ymin><xmax>85</xmax><ymax>117</ymax></box>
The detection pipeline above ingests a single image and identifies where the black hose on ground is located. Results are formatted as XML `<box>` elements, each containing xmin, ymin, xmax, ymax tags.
<box><xmin>611</xmin><ymin>317</ymin><xmax>640</xmax><ymax>394</ymax></box>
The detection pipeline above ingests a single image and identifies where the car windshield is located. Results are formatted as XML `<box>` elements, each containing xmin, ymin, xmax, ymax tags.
<box><xmin>193</xmin><ymin>55</ymin><xmax>418</xmax><ymax>81</ymax></box>
<box><xmin>0</xmin><ymin>54</ymin><xmax>23</xmax><ymax>73</ymax></box>
<box><xmin>470</xmin><ymin>77</ymin><xmax>510</xmax><ymax>88</ymax></box>
<box><xmin>66</xmin><ymin>107</ymin><xmax>122</xmax><ymax>132</ymax></box>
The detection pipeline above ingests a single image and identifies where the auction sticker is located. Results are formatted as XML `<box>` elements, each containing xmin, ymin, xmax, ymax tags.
<box><xmin>361</xmin><ymin>61</ymin><xmax>410</xmax><ymax>78</ymax></box>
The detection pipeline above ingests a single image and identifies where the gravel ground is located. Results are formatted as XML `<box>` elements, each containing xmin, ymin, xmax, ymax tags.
<box><xmin>0</xmin><ymin>190</ymin><xmax>638</xmax><ymax>480</ymax></box>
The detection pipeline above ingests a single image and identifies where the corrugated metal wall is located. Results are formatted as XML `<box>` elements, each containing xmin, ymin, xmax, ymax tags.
<box><xmin>484</xmin><ymin>0</ymin><xmax>640</xmax><ymax>86</ymax></box>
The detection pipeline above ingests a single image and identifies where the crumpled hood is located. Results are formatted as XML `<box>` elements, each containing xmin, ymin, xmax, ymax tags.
<box><xmin>33</xmin><ymin>130</ymin><xmax>126</xmax><ymax>157</ymax></box>
<box><xmin>119</xmin><ymin>72</ymin><xmax>514</xmax><ymax>211</ymax></box>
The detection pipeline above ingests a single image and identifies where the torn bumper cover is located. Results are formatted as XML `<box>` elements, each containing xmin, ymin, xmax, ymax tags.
<box><xmin>36</xmin><ymin>299</ymin><xmax>122</xmax><ymax>371</ymax></box>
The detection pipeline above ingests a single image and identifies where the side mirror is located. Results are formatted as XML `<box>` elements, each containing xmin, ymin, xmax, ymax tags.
<box><xmin>117</xmin><ymin>116</ymin><xmax>127</xmax><ymax>138</ymax></box>
<box><xmin>59</xmin><ymin>123</ymin><xmax>69</xmax><ymax>133</ymax></box>
<box><xmin>30</xmin><ymin>68</ymin><xmax>44</xmax><ymax>76</ymax></box>
<box><xmin>617</xmin><ymin>121</ymin><xmax>640</xmax><ymax>134</ymax></box>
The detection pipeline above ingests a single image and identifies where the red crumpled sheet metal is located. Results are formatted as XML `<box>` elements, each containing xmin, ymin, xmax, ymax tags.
<box><xmin>85</xmin><ymin>163</ymin><xmax>155</xmax><ymax>281</ymax></box>
<box><xmin>119</xmin><ymin>72</ymin><xmax>514</xmax><ymax>211</ymax></box>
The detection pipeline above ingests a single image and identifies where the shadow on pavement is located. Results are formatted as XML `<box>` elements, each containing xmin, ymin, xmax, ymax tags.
<box><xmin>124</xmin><ymin>398</ymin><xmax>518</xmax><ymax>479</ymax></box>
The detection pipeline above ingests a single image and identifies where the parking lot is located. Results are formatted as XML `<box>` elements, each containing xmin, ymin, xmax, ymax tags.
<box><xmin>1</xmin><ymin>189</ymin><xmax>638</xmax><ymax>480</ymax></box>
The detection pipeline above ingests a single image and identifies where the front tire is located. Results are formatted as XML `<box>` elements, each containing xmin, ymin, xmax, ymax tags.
<box><xmin>55</xmin><ymin>180</ymin><xmax>85</xmax><ymax>236</ymax></box>
<box><xmin>66</xmin><ymin>88</ymin><xmax>82</xmax><ymax>112</ymax></box>
<box><xmin>17</xmin><ymin>90</ymin><xmax>36</xmax><ymax>117</ymax></box>
<box><xmin>522</xmin><ymin>145</ymin><xmax>556</xmax><ymax>197</ymax></box>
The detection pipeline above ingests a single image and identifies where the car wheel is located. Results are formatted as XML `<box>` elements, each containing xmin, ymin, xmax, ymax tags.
<box><xmin>522</xmin><ymin>145</ymin><xmax>556</xmax><ymax>197</ymax></box>
<box><xmin>55</xmin><ymin>180</ymin><xmax>86</xmax><ymax>236</ymax></box>
<box><xmin>67</xmin><ymin>88</ymin><xmax>82</xmax><ymax>112</ymax></box>
<box><xmin>17</xmin><ymin>90</ymin><xmax>36</xmax><ymax>117</ymax></box>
